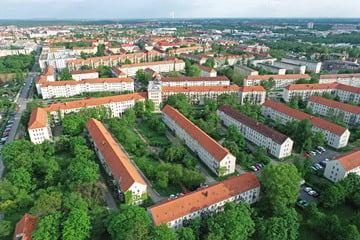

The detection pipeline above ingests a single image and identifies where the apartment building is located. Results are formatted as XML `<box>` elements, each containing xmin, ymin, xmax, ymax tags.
<box><xmin>28</xmin><ymin>108</ymin><xmax>53</xmax><ymax>144</ymax></box>
<box><xmin>161</xmin><ymin>76</ymin><xmax>230</xmax><ymax>87</ymax></box>
<box><xmin>111</xmin><ymin>67</ymin><xmax>128</xmax><ymax>78</ymax></box>
<box><xmin>73</xmin><ymin>45</ymin><xmax>97</xmax><ymax>55</ymax></box>
<box><xmin>244</xmin><ymin>74</ymin><xmax>311</xmax><ymax>90</ymax></box>
<box><xmin>118</xmin><ymin>59</ymin><xmax>185</xmax><ymax>77</ymax></box>
<box><xmin>217</xmin><ymin>105</ymin><xmax>293</xmax><ymax>159</ymax></box>
<box><xmin>179</xmin><ymin>53</ymin><xmax>207</xmax><ymax>64</ymax></box>
<box><xmin>40</xmin><ymin>78</ymin><xmax>134</xmax><ymax>99</ymax></box>
<box><xmin>261</xmin><ymin>100</ymin><xmax>350</xmax><ymax>149</ymax></box>
<box><xmin>324</xmin><ymin>149</ymin><xmax>360</xmax><ymax>182</ymax></box>
<box><xmin>256</xmin><ymin>63</ymin><xmax>286</xmax><ymax>75</ymax></box>
<box><xmin>168</xmin><ymin>45</ymin><xmax>211</xmax><ymax>55</ymax></box>
<box><xmin>44</xmin><ymin>92</ymin><xmax>147</xmax><ymax>122</ymax></box>
<box><xmin>319</xmin><ymin>73</ymin><xmax>360</xmax><ymax>87</ymax></box>
<box><xmin>162</xmin><ymin>105</ymin><xmax>236</xmax><ymax>176</ymax></box>
<box><xmin>66</xmin><ymin>51</ymin><xmax>162</xmax><ymax>70</ymax></box>
<box><xmin>193</xmin><ymin>64</ymin><xmax>217</xmax><ymax>77</ymax></box>
<box><xmin>283</xmin><ymin>83</ymin><xmax>360</xmax><ymax>104</ymax></box>
<box><xmin>13</xmin><ymin>214</ymin><xmax>38</xmax><ymax>240</ymax></box>
<box><xmin>160</xmin><ymin>85</ymin><xmax>266</xmax><ymax>105</ymax></box>
<box><xmin>273</xmin><ymin>61</ymin><xmax>306</xmax><ymax>74</ymax></box>
<box><xmin>283</xmin><ymin>83</ymin><xmax>338</xmax><ymax>102</ymax></box>
<box><xmin>86</xmin><ymin>118</ymin><xmax>147</xmax><ymax>205</ymax></box>
<box><xmin>234</xmin><ymin>65</ymin><xmax>259</xmax><ymax>76</ymax></box>
<box><xmin>39</xmin><ymin>48</ymin><xmax>77</xmax><ymax>71</ymax></box>
<box><xmin>308</xmin><ymin>96</ymin><xmax>360</xmax><ymax>126</ymax></box>
<box><xmin>71</xmin><ymin>69</ymin><xmax>99</xmax><ymax>81</ymax></box>
<box><xmin>148</xmin><ymin>172</ymin><xmax>260</xmax><ymax>229</ymax></box>
<box><xmin>282</xmin><ymin>58</ymin><xmax>322</xmax><ymax>73</ymax></box>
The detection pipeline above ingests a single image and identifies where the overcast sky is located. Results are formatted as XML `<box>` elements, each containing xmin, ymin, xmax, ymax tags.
<box><xmin>0</xmin><ymin>0</ymin><xmax>359</xmax><ymax>19</ymax></box>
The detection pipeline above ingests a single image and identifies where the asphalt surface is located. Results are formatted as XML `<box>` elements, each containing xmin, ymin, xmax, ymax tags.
<box><xmin>0</xmin><ymin>45</ymin><xmax>41</xmax><ymax>179</ymax></box>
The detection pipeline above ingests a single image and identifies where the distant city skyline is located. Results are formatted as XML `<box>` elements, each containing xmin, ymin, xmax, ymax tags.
<box><xmin>1</xmin><ymin>0</ymin><xmax>360</xmax><ymax>19</ymax></box>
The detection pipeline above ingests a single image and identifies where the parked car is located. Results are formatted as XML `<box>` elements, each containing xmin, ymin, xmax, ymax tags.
<box><xmin>314</xmin><ymin>163</ymin><xmax>323</xmax><ymax>169</ymax></box>
<box><xmin>317</xmin><ymin>146</ymin><xmax>326</xmax><ymax>152</ymax></box>
<box><xmin>305</xmin><ymin>187</ymin><xmax>312</xmax><ymax>193</ymax></box>
<box><xmin>319</xmin><ymin>161</ymin><xmax>328</xmax><ymax>167</ymax></box>
<box><xmin>297</xmin><ymin>199</ymin><xmax>309</xmax><ymax>207</ymax></box>
<box><xmin>310</xmin><ymin>151</ymin><xmax>317</xmax><ymax>156</ymax></box>
<box><xmin>303</xmin><ymin>152</ymin><xmax>310</xmax><ymax>156</ymax></box>
<box><xmin>250</xmin><ymin>166</ymin><xmax>258</xmax><ymax>172</ymax></box>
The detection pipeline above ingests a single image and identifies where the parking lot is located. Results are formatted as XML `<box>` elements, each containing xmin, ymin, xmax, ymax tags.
<box><xmin>311</xmin><ymin>147</ymin><xmax>338</xmax><ymax>164</ymax></box>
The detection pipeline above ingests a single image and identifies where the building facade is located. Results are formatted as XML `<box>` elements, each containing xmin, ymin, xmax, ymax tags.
<box><xmin>244</xmin><ymin>74</ymin><xmax>311</xmax><ymax>90</ymax></box>
<box><xmin>71</xmin><ymin>69</ymin><xmax>99</xmax><ymax>81</ymax></box>
<box><xmin>324</xmin><ymin>149</ymin><xmax>360</xmax><ymax>182</ymax></box>
<box><xmin>147</xmin><ymin>173</ymin><xmax>260</xmax><ymax>229</ymax></box>
<box><xmin>28</xmin><ymin>108</ymin><xmax>53</xmax><ymax>144</ymax></box>
<box><xmin>261</xmin><ymin>100</ymin><xmax>350</xmax><ymax>149</ymax></box>
<box><xmin>307</xmin><ymin>96</ymin><xmax>360</xmax><ymax>126</ymax></box>
<box><xmin>162</xmin><ymin>105</ymin><xmax>236</xmax><ymax>176</ymax></box>
<box><xmin>281</xmin><ymin>58</ymin><xmax>322</xmax><ymax>73</ymax></box>
<box><xmin>217</xmin><ymin>104</ymin><xmax>294</xmax><ymax>159</ymax></box>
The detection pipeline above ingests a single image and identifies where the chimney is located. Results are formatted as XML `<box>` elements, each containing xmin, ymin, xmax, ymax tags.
<box><xmin>203</xmin><ymin>191</ymin><xmax>208</xmax><ymax>197</ymax></box>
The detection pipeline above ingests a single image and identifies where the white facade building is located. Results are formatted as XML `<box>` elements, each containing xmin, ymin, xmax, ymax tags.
<box><xmin>148</xmin><ymin>173</ymin><xmax>260</xmax><ymax>229</ymax></box>
<box><xmin>324</xmin><ymin>149</ymin><xmax>360</xmax><ymax>182</ymax></box>
<box><xmin>86</xmin><ymin>118</ymin><xmax>147</xmax><ymax>205</ymax></box>
<box><xmin>261</xmin><ymin>100</ymin><xmax>350</xmax><ymax>149</ymax></box>
<box><xmin>162</xmin><ymin>105</ymin><xmax>236</xmax><ymax>176</ymax></box>
<box><xmin>40</xmin><ymin>78</ymin><xmax>134</xmax><ymax>99</ymax></box>
<box><xmin>307</xmin><ymin>96</ymin><xmax>360</xmax><ymax>126</ymax></box>
<box><xmin>193</xmin><ymin>64</ymin><xmax>217</xmax><ymax>77</ymax></box>
<box><xmin>319</xmin><ymin>73</ymin><xmax>360</xmax><ymax>87</ymax></box>
<box><xmin>118</xmin><ymin>60</ymin><xmax>185</xmax><ymax>77</ymax></box>
<box><xmin>71</xmin><ymin>69</ymin><xmax>99</xmax><ymax>81</ymax></box>
<box><xmin>28</xmin><ymin>108</ymin><xmax>53</xmax><ymax>144</ymax></box>
<box><xmin>282</xmin><ymin>58</ymin><xmax>322</xmax><ymax>73</ymax></box>
<box><xmin>244</xmin><ymin>74</ymin><xmax>311</xmax><ymax>90</ymax></box>
<box><xmin>217</xmin><ymin>104</ymin><xmax>294</xmax><ymax>159</ymax></box>
<box><xmin>39</xmin><ymin>48</ymin><xmax>77</xmax><ymax>71</ymax></box>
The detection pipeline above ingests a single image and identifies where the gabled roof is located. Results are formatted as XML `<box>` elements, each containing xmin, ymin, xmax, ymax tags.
<box><xmin>148</xmin><ymin>173</ymin><xmax>260</xmax><ymax>226</ymax></box>
<box><xmin>86</xmin><ymin>118</ymin><xmax>147</xmax><ymax>191</ymax></box>
<box><xmin>41</xmin><ymin>78</ymin><xmax>133</xmax><ymax>87</ymax></box>
<box><xmin>333</xmin><ymin>148</ymin><xmax>360</xmax><ymax>171</ymax></box>
<box><xmin>13</xmin><ymin>213</ymin><xmax>38</xmax><ymax>240</ymax></box>
<box><xmin>246</xmin><ymin>74</ymin><xmax>311</xmax><ymax>81</ymax></box>
<box><xmin>218</xmin><ymin>104</ymin><xmax>289</xmax><ymax>144</ymax></box>
<box><xmin>336</xmin><ymin>83</ymin><xmax>360</xmax><ymax>94</ymax></box>
<box><xmin>309</xmin><ymin>95</ymin><xmax>360</xmax><ymax>114</ymax></box>
<box><xmin>240</xmin><ymin>86</ymin><xmax>266</xmax><ymax>92</ymax></box>
<box><xmin>320</xmin><ymin>73</ymin><xmax>360</xmax><ymax>79</ymax></box>
<box><xmin>45</xmin><ymin>92</ymin><xmax>146</xmax><ymax>112</ymax></box>
<box><xmin>193</xmin><ymin>64</ymin><xmax>216</xmax><ymax>73</ymax></box>
<box><xmin>285</xmin><ymin>83</ymin><xmax>339</xmax><ymax>90</ymax></box>
<box><xmin>120</xmin><ymin>59</ymin><xmax>184</xmax><ymax>69</ymax></box>
<box><xmin>162</xmin><ymin>105</ymin><xmax>234</xmax><ymax>162</ymax></box>
<box><xmin>71</xmin><ymin>69</ymin><xmax>98</xmax><ymax>75</ymax></box>
<box><xmin>262</xmin><ymin>100</ymin><xmax>348</xmax><ymax>136</ymax></box>
<box><xmin>162</xmin><ymin>85</ymin><xmax>240</xmax><ymax>93</ymax></box>
<box><xmin>28</xmin><ymin>108</ymin><xmax>48</xmax><ymax>130</ymax></box>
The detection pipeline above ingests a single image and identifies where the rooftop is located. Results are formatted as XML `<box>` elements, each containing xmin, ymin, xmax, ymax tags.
<box><xmin>13</xmin><ymin>213</ymin><xmax>38</xmax><ymax>240</ymax></box>
<box><xmin>86</xmin><ymin>118</ymin><xmax>147</xmax><ymax>191</ymax></box>
<box><xmin>162</xmin><ymin>85</ymin><xmax>240</xmax><ymax>93</ymax></box>
<box><xmin>309</xmin><ymin>95</ymin><xmax>360</xmax><ymax>114</ymax></box>
<box><xmin>28</xmin><ymin>108</ymin><xmax>48</xmax><ymax>130</ymax></box>
<box><xmin>162</xmin><ymin>105</ymin><xmax>234</xmax><ymax>162</ymax></box>
<box><xmin>246</xmin><ymin>74</ymin><xmax>311</xmax><ymax>81</ymax></box>
<box><xmin>333</xmin><ymin>148</ymin><xmax>360</xmax><ymax>171</ymax></box>
<box><xmin>148</xmin><ymin>173</ymin><xmax>260</xmax><ymax>226</ymax></box>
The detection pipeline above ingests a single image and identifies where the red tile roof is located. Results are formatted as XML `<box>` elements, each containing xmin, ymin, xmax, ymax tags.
<box><xmin>13</xmin><ymin>213</ymin><xmax>38</xmax><ymax>240</ymax></box>
<box><xmin>162</xmin><ymin>76</ymin><xmax>229</xmax><ymax>82</ymax></box>
<box><xmin>285</xmin><ymin>83</ymin><xmax>339</xmax><ymax>90</ymax></box>
<box><xmin>240</xmin><ymin>86</ymin><xmax>266</xmax><ymax>92</ymax></box>
<box><xmin>86</xmin><ymin>118</ymin><xmax>147</xmax><ymax>191</ymax></box>
<box><xmin>71</xmin><ymin>69</ymin><xmax>98</xmax><ymax>75</ymax></box>
<box><xmin>111</xmin><ymin>67</ymin><xmax>127</xmax><ymax>76</ymax></box>
<box><xmin>262</xmin><ymin>100</ymin><xmax>348</xmax><ymax>136</ymax></box>
<box><xmin>309</xmin><ymin>96</ymin><xmax>360</xmax><ymax>114</ymax></box>
<box><xmin>320</xmin><ymin>73</ymin><xmax>360</xmax><ymax>79</ymax></box>
<box><xmin>162</xmin><ymin>85</ymin><xmax>240</xmax><ymax>93</ymax></box>
<box><xmin>246</xmin><ymin>74</ymin><xmax>311</xmax><ymax>81</ymax></box>
<box><xmin>333</xmin><ymin>148</ymin><xmax>360</xmax><ymax>171</ymax></box>
<box><xmin>148</xmin><ymin>173</ymin><xmax>260</xmax><ymax>226</ymax></box>
<box><xmin>336</xmin><ymin>83</ymin><xmax>360</xmax><ymax>94</ymax></box>
<box><xmin>45</xmin><ymin>92</ymin><xmax>147</xmax><ymax>112</ymax></box>
<box><xmin>162</xmin><ymin>105</ymin><xmax>234</xmax><ymax>162</ymax></box>
<box><xmin>28</xmin><ymin>108</ymin><xmax>48</xmax><ymax>130</ymax></box>
<box><xmin>193</xmin><ymin>64</ymin><xmax>216</xmax><ymax>73</ymax></box>
<box><xmin>218</xmin><ymin>104</ymin><xmax>289</xmax><ymax>144</ymax></box>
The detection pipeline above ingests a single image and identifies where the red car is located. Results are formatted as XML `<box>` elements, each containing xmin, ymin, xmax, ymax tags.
<box><xmin>303</xmin><ymin>152</ymin><xmax>310</xmax><ymax>156</ymax></box>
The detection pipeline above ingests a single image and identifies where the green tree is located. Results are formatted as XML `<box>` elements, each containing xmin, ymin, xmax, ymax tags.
<box><xmin>32</xmin><ymin>212</ymin><xmax>62</xmax><ymax>240</ymax></box>
<box><xmin>203</xmin><ymin>58</ymin><xmax>215</xmax><ymax>68</ymax></box>
<box><xmin>136</xmin><ymin>69</ymin><xmax>145</xmax><ymax>80</ymax></box>
<box><xmin>260</xmin><ymin>77</ymin><xmax>276</xmax><ymax>92</ymax></box>
<box><xmin>30</xmin><ymin>190</ymin><xmax>62</xmax><ymax>216</ymax></box>
<box><xmin>7</xmin><ymin>167</ymin><xmax>34</xmax><ymax>192</ymax></box>
<box><xmin>107</xmin><ymin>205</ymin><xmax>152</xmax><ymax>240</ymax></box>
<box><xmin>168</xmin><ymin>71</ymin><xmax>180</xmax><ymax>77</ymax></box>
<box><xmin>166</xmin><ymin>93</ymin><xmax>192</xmax><ymax>116</ymax></box>
<box><xmin>124</xmin><ymin>59</ymin><xmax>132</xmax><ymax>64</ymax></box>
<box><xmin>177</xmin><ymin>227</ymin><xmax>195</xmax><ymax>240</ymax></box>
<box><xmin>206</xmin><ymin>202</ymin><xmax>255</xmax><ymax>240</ymax></box>
<box><xmin>80</xmin><ymin>65</ymin><xmax>92</xmax><ymax>70</ymax></box>
<box><xmin>0</xmin><ymin>220</ymin><xmax>12</xmax><ymax>238</ymax></box>
<box><xmin>321</xmin><ymin>184</ymin><xmax>346</xmax><ymax>208</ymax></box>
<box><xmin>182</xmin><ymin>168</ymin><xmax>205</xmax><ymax>190</ymax></box>
<box><xmin>152</xmin><ymin>224</ymin><xmax>178</xmax><ymax>240</ymax></box>
<box><xmin>120</xmin><ymin>109</ymin><xmax>136</xmax><ymax>126</ymax></box>
<box><xmin>97</xmin><ymin>65</ymin><xmax>112</xmax><ymax>78</ymax></box>
<box><xmin>311</xmin><ymin>131</ymin><xmax>326</xmax><ymax>149</ymax></box>
<box><xmin>62</xmin><ymin>209</ymin><xmax>91</xmax><ymax>240</ymax></box>
<box><xmin>187</xmin><ymin>65</ymin><xmax>201</xmax><ymax>77</ymax></box>
<box><xmin>66</xmin><ymin>157</ymin><xmax>99</xmax><ymax>185</ymax></box>
<box><xmin>260</xmin><ymin>164</ymin><xmax>301</xmax><ymax>212</ymax></box>
<box><xmin>59</xmin><ymin>68</ymin><xmax>73</xmax><ymax>80</ymax></box>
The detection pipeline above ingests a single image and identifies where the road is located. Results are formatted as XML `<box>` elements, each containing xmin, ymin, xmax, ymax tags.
<box><xmin>0</xmin><ymin>45</ymin><xmax>42</xmax><ymax>179</ymax></box>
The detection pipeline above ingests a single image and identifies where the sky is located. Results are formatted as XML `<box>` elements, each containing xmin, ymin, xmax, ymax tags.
<box><xmin>0</xmin><ymin>0</ymin><xmax>359</xmax><ymax>19</ymax></box>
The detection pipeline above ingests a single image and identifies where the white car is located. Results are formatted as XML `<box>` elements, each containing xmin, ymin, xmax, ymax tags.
<box><xmin>305</xmin><ymin>187</ymin><xmax>312</xmax><ymax>193</ymax></box>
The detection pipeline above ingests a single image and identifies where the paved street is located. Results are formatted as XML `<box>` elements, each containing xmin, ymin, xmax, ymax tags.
<box><xmin>0</xmin><ymin>46</ymin><xmax>41</xmax><ymax>179</ymax></box>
